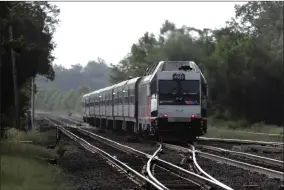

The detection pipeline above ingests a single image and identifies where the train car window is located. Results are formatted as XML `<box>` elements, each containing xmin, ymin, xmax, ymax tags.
<box><xmin>123</xmin><ymin>89</ymin><xmax>127</xmax><ymax>104</ymax></box>
<box><xmin>116</xmin><ymin>91</ymin><xmax>119</xmax><ymax>104</ymax></box>
<box><xmin>117</xmin><ymin>91</ymin><xmax>120</xmax><ymax>104</ymax></box>
<box><xmin>119</xmin><ymin>91</ymin><xmax>121</xmax><ymax>104</ymax></box>
<box><xmin>108</xmin><ymin>91</ymin><xmax>112</xmax><ymax>105</ymax></box>
<box><xmin>120</xmin><ymin>90</ymin><xmax>123</xmax><ymax>104</ymax></box>
<box><xmin>129</xmin><ymin>96</ymin><xmax>133</xmax><ymax>104</ymax></box>
<box><xmin>131</xmin><ymin>89</ymin><xmax>135</xmax><ymax>96</ymax></box>
<box><xmin>109</xmin><ymin>92</ymin><xmax>111</xmax><ymax>104</ymax></box>
<box><xmin>129</xmin><ymin>96</ymin><xmax>132</xmax><ymax>104</ymax></box>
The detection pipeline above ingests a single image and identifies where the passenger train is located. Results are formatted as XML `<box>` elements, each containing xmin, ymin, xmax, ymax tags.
<box><xmin>82</xmin><ymin>61</ymin><xmax>208</xmax><ymax>142</ymax></box>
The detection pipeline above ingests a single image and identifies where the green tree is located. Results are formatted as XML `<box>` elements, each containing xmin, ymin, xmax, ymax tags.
<box><xmin>108</xmin><ymin>2</ymin><xmax>283</xmax><ymax>126</ymax></box>
<box><xmin>0</xmin><ymin>1</ymin><xmax>60</xmax><ymax>130</ymax></box>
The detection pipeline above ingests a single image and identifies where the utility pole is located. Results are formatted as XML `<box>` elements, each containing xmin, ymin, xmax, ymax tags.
<box><xmin>0</xmin><ymin>18</ymin><xmax>3</xmax><ymax>138</ymax></box>
<box><xmin>9</xmin><ymin>7</ymin><xmax>20</xmax><ymax>130</ymax></box>
<box><xmin>31</xmin><ymin>77</ymin><xmax>35</xmax><ymax>129</ymax></box>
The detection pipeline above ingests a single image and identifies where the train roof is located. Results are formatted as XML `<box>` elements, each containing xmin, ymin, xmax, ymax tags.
<box><xmin>113</xmin><ymin>80</ymin><xmax>128</xmax><ymax>88</ymax></box>
<box><xmin>82</xmin><ymin>77</ymin><xmax>141</xmax><ymax>98</ymax></box>
<box><xmin>125</xmin><ymin>77</ymin><xmax>140</xmax><ymax>86</ymax></box>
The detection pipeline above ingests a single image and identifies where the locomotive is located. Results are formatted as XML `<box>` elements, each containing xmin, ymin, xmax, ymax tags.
<box><xmin>82</xmin><ymin>61</ymin><xmax>208</xmax><ymax>142</ymax></box>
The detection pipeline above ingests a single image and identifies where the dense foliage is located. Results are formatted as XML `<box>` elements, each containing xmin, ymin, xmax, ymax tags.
<box><xmin>35</xmin><ymin>2</ymin><xmax>283</xmax><ymax>126</ymax></box>
<box><xmin>109</xmin><ymin>2</ymin><xmax>283</xmax><ymax>125</ymax></box>
<box><xmin>35</xmin><ymin>58</ymin><xmax>109</xmax><ymax>113</ymax></box>
<box><xmin>35</xmin><ymin>85</ymin><xmax>90</xmax><ymax>113</ymax></box>
<box><xmin>0</xmin><ymin>2</ymin><xmax>60</xmax><ymax>129</ymax></box>
<box><xmin>37</xmin><ymin>58</ymin><xmax>110</xmax><ymax>92</ymax></box>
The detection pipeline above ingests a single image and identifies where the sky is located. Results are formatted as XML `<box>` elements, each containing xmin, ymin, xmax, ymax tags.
<box><xmin>52</xmin><ymin>2</ymin><xmax>243</xmax><ymax>69</ymax></box>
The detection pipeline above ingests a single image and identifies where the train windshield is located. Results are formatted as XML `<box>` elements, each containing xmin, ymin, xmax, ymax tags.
<box><xmin>180</xmin><ymin>80</ymin><xmax>199</xmax><ymax>95</ymax></box>
<box><xmin>158</xmin><ymin>80</ymin><xmax>200</xmax><ymax>105</ymax></box>
<box><xmin>159</xmin><ymin>80</ymin><xmax>178</xmax><ymax>95</ymax></box>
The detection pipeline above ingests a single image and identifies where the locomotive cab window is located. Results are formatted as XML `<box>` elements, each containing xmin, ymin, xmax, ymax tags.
<box><xmin>158</xmin><ymin>80</ymin><xmax>200</xmax><ymax>105</ymax></box>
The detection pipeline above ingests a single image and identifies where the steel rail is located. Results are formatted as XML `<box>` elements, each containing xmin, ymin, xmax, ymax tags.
<box><xmin>73</xmin><ymin>127</ymin><xmax>233</xmax><ymax>189</ymax></box>
<box><xmin>197</xmin><ymin>151</ymin><xmax>284</xmax><ymax>180</ymax></box>
<box><xmin>146</xmin><ymin>144</ymin><xmax>170</xmax><ymax>190</ymax></box>
<box><xmin>46</xmin><ymin>116</ymin><xmax>233</xmax><ymax>189</ymax></box>
<box><xmin>59</xmin><ymin>116</ymin><xmax>83</xmax><ymax>125</ymax></box>
<box><xmin>45</xmin><ymin>117</ymin><xmax>164</xmax><ymax>190</ymax></box>
<box><xmin>188</xmin><ymin>144</ymin><xmax>232</xmax><ymax>188</ymax></box>
<box><xmin>198</xmin><ymin>137</ymin><xmax>283</xmax><ymax>146</ymax></box>
<box><xmin>199</xmin><ymin>145</ymin><xmax>284</xmax><ymax>168</ymax></box>
<box><xmin>162</xmin><ymin>142</ymin><xmax>284</xmax><ymax>180</ymax></box>
<box><xmin>164</xmin><ymin>143</ymin><xmax>233</xmax><ymax>190</ymax></box>
<box><xmin>215</xmin><ymin>129</ymin><xmax>283</xmax><ymax>137</ymax></box>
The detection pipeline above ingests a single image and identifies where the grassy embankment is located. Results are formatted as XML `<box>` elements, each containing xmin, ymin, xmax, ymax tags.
<box><xmin>205</xmin><ymin>118</ymin><xmax>283</xmax><ymax>142</ymax></box>
<box><xmin>0</xmin><ymin>127</ymin><xmax>70</xmax><ymax>190</ymax></box>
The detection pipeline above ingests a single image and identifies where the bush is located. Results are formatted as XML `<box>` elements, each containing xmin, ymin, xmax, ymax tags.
<box><xmin>1</xmin><ymin>156</ymin><xmax>69</xmax><ymax>190</ymax></box>
<box><xmin>0</xmin><ymin>127</ymin><xmax>70</xmax><ymax>190</ymax></box>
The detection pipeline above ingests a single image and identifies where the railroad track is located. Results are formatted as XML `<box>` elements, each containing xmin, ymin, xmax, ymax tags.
<box><xmin>162</xmin><ymin>143</ymin><xmax>284</xmax><ymax>180</ymax></box>
<box><xmin>197</xmin><ymin>137</ymin><xmax>283</xmax><ymax>147</ymax></box>
<box><xmin>196</xmin><ymin>145</ymin><xmax>284</xmax><ymax>172</ymax></box>
<box><xmin>197</xmin><ymin>136</ymin><xmax>284</xmax><ymax>162</ymax></box>
<box><xmin>43</xmin><ymin>114</ymin><xmax>233</xmax><ymax>190</ymax></box>
<box><xmin>42</xmin><ymin>113</ymin><xmax>284</xmax><ymax>189</ymax></box>
<box><xmin>51</xmin><ymin>114</ymin><xmax>284</xmax><ymax>170</ymax></box>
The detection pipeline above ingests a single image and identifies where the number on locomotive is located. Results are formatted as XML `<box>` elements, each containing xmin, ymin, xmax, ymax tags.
<box><xmin>173</xmin><ymin>73</ymin><xmax>185</xmax><ymax>80</ymax></box>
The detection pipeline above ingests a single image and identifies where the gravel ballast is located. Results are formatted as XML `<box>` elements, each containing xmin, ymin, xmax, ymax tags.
<box><xmin>58</xmin><ymin>136</ymin><xmax>142</xmax><ymax>190</ymax></box>
<box><xmin>196</xmin><ymin>156</ymin><xmax>283</xmax><ymax>190</ymax></box>
<box><xmin>59</xmin><ymin>116</ymin><xmax>284</xmax><ymax>189</ymax></box>
<box><xmin>159</xmin><ymin>147</ymin><xmax>283</xmax><ymax>190</ymax></box>
<box><xmin>197</xmin><ymin>141</ymin><xmax>284</xmax><ymax>161</ymax></box>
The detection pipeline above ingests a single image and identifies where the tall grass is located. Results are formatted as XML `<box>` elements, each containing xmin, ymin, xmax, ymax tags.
<box><xmin>1</xmin><ymin>127</ymin><xmax>70</xmax><ymax>190</ymax></box>
<box><xmin>1</xmin><ymin>156</ymin><xmax>69</xmax><ymax>190</ymax></box>
<box><xmin>206</xmin><ymin>118</ymin><xmax>283</xmax><ymax>142</ymax></box>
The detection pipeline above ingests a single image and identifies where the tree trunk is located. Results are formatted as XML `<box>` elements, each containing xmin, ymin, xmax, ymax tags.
<box><xmin>9</xmin><ymin>12</ymin><xmax>20</xmax><ymax>130</ymax></box>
